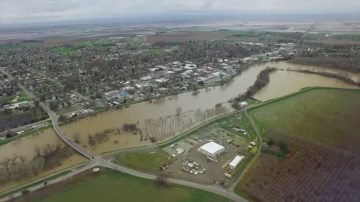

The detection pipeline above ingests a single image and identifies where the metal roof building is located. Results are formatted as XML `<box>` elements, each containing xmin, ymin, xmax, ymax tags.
<box><xmin>198</xmin><ymin>141</ymin><xmax>225</xmax><ymax>158</ymax></box>
<box><xmin>229</xmin><ymin>155</ymin><xmax>244</xmax><ymax>169</ymax></box>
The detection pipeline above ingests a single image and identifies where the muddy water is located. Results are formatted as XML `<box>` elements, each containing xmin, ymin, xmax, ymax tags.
<box><xmin>0</xmin><ymin>128</ymin><xmax>85</xmax><ymax>192</ymax></box>
<box><xmin>254</xmin><ymin>69</ymin><xmax>359</xmax><ymax>101</ymax></box>
<box><xmin>61</xmin><ymin>62</ymin><xmax>359</xmax><ymax>154</ymax></box>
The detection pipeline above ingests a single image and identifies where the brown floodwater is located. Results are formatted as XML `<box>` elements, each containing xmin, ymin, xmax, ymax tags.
<box><xmin>254</xmin><ymin>69</ymin><xmax>359</xmax><ymax>101</ymax></box>
<box><xmin>0</xmin><ymin>128</ymin><xmax>85</xmax><ymax>192</ymax></box>
<box><xmin>61</xmin><ymin>62</ymin><xmax>359</xmax><ymax>154</ymax></box>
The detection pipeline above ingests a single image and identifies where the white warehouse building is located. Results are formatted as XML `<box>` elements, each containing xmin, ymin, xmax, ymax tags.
<box><xmin>198</xmin><ymin>141</ymin><xmax>225</xmax><ymax>158</ymax></box>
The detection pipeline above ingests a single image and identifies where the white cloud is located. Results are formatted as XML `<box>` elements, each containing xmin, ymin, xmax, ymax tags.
<box><xmin>0</xmin><ymin>0</ymin><xmax>359</xmax><ymax>24</ymax></box>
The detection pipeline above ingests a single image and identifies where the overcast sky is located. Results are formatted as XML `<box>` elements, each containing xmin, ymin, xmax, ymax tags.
<box><xmin>0</xmin><ymin>0</ymin><xmax>359</xmax><ymax>24</ymax></box>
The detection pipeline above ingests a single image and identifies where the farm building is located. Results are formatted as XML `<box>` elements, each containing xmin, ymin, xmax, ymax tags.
<box><xmin>198</xmin><ymin>141</ymin><xmax>225</xmax><ymax>158</ymax></box>
<box><xmin>229</xmin><ymin>155</ymin><xmax>244</xmax><ymax>169</ymax></box>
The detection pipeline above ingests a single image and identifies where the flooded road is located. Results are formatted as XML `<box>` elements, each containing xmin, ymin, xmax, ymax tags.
<box><xmin>61</xmin><ymin>62</ymin><xmax>359</xmax><ymax>154</ymax></box>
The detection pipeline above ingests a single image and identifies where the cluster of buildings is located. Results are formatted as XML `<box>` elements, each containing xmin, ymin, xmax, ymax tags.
<box><xmin>198</xmin><ymin>141</ymin><xmax>244</xmax><ymax>173</ymax></box>
<box><xmin>103</xmin><ymin>60</ymin><xmax>238</xmax><ymax>104</ymax></box>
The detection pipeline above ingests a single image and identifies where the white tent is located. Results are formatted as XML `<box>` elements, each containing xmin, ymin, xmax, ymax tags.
<box><xmin>229</xmin><ymin>155</ymin><xmax>244</xmax><ymax>169</ymax></box>
<box><xmin>198</xmin><ymin>141</ymin><xmax>225</xmax><ymax>158</ymax></box>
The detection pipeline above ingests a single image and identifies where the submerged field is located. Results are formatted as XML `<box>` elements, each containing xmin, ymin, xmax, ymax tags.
<box><xmin>19</xmin><ymin>169</ymin><xmax>229</xmax><ymax>202</ymax></box>
<box><xmin>236</xmin><ymin>88</ymin><xmax>360</xmax><ymax>202</ymax></box>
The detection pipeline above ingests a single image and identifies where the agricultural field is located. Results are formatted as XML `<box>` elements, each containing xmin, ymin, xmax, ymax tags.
<box><xmin>145</xmin><ymin>31</ymin><xmax>230</xmax><ymax>43</ymax></box>
<box><xmin>303</xmin><ymin>33</ymin><xmax>360</xmax><ymax>45</ymax></box>
<box><xmin>236</xmin><ymin>88</ymin><xmax>360</xmax><ymax>202</ymax></box>
<box><xmin>17</xmin><ymin>169</ymin><xmax>230</xmax><ymax>202</ymax></box>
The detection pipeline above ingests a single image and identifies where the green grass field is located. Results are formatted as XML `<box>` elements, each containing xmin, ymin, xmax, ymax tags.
<box><xmin>116</xmin><ymin>150</ymin><xmax>173</xmax><ymax>173</ymax></box>
<box><xmin>250</xmin><ymin>88</ymin><xmax>360</xmax><ymax>154</ymax></box>
<box><xmin>30</xmin><ymin>169</ymin><xmax>229</xmax><ymax>202</ymax></box>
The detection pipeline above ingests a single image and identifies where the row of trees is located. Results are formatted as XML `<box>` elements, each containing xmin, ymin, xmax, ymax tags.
<box><xmin>139</xmin><ymin>105</ymin><xmax>229</xmax><ymax>143</ymax></box>
<box><xmin>233</xmin><ymin>68</ymin><xmax>276</xmax><ymax>108</ymax></box>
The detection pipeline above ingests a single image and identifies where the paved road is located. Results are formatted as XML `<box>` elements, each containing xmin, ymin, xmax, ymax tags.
<box><xmin>98</xmin><ymin>157</ymin><xmax>246</xmax><ymax>202</ymax></box>
<box><xmin>0</xmin><ymin>157</ymin><xmax>245</xmax><ymax>202</ymax></box>
<box><xmin>0</xmin><ymin>162</ymin><xmax>93</xmax><ymax>202</ymax></box>
<box><xmin>45</xmin><ymin>106</ymin><xmax>95</xmax><ymax>159</ymax></box>
<box><xmin>3</xmin><ymin>119</ymin><xmax>50</xmax><ymax>134</ymax></box>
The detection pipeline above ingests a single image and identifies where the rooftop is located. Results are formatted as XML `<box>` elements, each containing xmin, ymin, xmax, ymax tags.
<box><xmin>199</xmin><ymin>141</ymin><xmax>225</xmax><ymax>155</ymax></box>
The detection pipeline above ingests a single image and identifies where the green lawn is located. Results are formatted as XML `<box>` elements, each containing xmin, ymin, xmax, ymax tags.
<box><xmin>32</xmin><ymin>169</ymin><xmax>229</xmax><ymax>202</ymax></box>
<box><xmin>117</xmin><ymin>150</ymin><xmax>173</xmax><ymax>173</ymax></box>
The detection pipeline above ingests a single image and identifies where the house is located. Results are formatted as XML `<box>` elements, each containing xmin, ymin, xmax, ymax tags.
<box><xmin>198</xmin><ymin>141</ymin><xmax>225</xmax><ymax>158</ymax></box>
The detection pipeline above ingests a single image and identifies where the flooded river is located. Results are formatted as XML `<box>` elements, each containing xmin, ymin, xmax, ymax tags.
<box><xmin>61</xmin><ymin>61</ymin><xmax>359</xmax><ymax>154</ymax></box>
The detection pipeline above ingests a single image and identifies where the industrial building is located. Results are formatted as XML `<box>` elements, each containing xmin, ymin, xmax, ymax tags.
<box><xmin>198</xmin><ymin>141</ymin><xmax>225</xmax><ymax>158</ymax></box>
